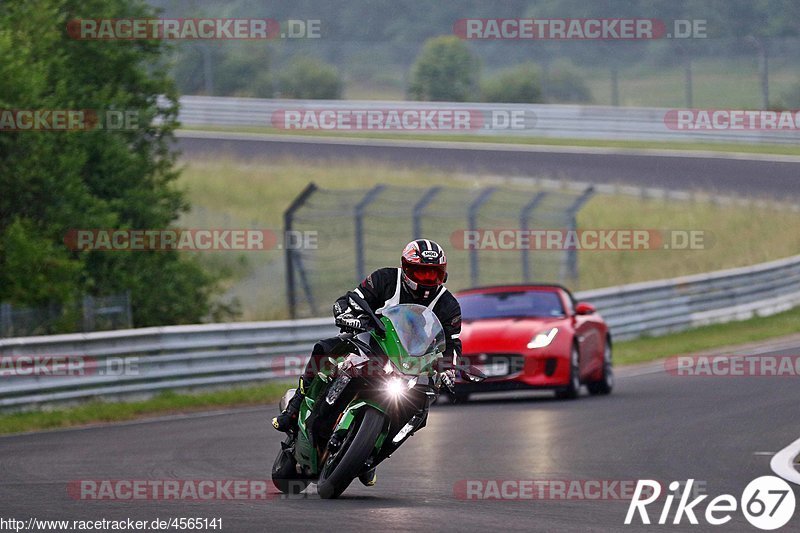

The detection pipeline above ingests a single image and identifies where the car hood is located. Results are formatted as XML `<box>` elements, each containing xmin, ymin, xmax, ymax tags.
<box><xmin>460</xmin><ymin>317</ymin><xmax>565</xmax><ymax>349</ymax></box>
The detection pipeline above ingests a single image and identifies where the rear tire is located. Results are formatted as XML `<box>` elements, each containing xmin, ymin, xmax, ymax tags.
<box><xmin>555</xmin><ymin>344</ymin><xmax>580</xmax><ymax>400</ymax></box>
<box><xmin>587</xmin><ymin>339</ymin><xmax>614</xmax><ymax>395</ymax></box>
<box><xmin>317</xmin><ymin>407</ymin><xmax>385</xmax><ymax>499</ymax></box>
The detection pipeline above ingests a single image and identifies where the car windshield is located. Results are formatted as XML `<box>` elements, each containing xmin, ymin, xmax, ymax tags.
<box><xmin>459</xmin><ymin>290</ymin><xmax>566</xmax><ymax>320</ymax></box>
<box><xmin>381</xmin><ymin>304</ymin><xmax>445</xmax><ymax>357</ymax></box>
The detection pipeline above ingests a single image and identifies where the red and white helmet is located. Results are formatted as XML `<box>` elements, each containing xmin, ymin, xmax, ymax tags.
<box><xmin>401</xmin><ymin>239</ymin><xmax>447</xmax><ymax>298</ymax></box>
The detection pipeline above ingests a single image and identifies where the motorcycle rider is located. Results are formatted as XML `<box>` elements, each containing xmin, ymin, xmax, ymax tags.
<box><xmin>272</xmin><ymin>239</ymin><xmax>462</xmax><ymax>485</ymax></box>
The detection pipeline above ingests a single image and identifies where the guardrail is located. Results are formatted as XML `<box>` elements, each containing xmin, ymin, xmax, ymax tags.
<box><xmin>2</xmin><ymin>253</ymin><xmax>800</xmax><ymax>410</ymax></box>
<box><xmin>176</xmin><ymin>95</ymin><xmax>800</xmax><ymax>144</ymax></box>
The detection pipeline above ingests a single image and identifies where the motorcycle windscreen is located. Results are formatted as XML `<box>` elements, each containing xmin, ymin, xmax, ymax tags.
<box><xmin>381</xmin><ymin>304</ymin><xmax>445</xmax><ymax>356</ymax></box>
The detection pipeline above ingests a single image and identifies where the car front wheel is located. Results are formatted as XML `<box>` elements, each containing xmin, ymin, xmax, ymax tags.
<box><xmin>587</xmin><ymin>339</ymin><xmax>614</xmax><ymax>395</ymax></box>
<box><xmin>555</xmin><ymin>344</ymin><xmax>580</xmax><ymax>400</ymax></box>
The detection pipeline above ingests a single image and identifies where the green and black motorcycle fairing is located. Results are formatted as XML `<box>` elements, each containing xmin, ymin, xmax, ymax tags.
<box><xmin>271</xmin><ymin>293</ymin><xmax>482</xmax><ymax>499</ymax></box>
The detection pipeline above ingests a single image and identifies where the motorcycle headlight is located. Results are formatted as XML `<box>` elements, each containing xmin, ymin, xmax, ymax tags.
<box><xmin>385</xmin><ymin>376</ymin><xmax>418</xmax><ymax>398</ymax></box>
<box><xmin>386</xmin><ymin>378</ymin><xmax>406</xmax><ymax>398</ymax></box>
<box><xmin>527</xmin><ymin>327</ymin><xmax>558</xmax><ymax>349</ymax></box>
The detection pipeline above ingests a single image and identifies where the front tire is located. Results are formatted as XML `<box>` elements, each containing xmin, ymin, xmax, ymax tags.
<box><xmin>587</xmin><ymin>339</ymin><xmax>614</xmax><ymax>395</ymax></box>
<box><xmin>317</xmin><ymin>407</ymin><xmax>385</xmax><ymax>499</ymax></box>
<box><xmin>555</xmin><ymin>344</ymin><xmax>581</xmax><ymax>400</ymax></box>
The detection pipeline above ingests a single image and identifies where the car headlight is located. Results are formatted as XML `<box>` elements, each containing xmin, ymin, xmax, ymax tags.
<box><xmin>527</xmin><ymin>327</ymin><xmax>558</xmax><ymax>349</ymax></box>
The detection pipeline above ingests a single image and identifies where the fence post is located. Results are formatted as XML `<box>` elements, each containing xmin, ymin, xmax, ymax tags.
<box><xmin>412</xmin><ymin>186</ymin><xmax>442</xmax><ymax>238</ymax></box>
<box><xmin>82</xmin><ymin>295</ymin><xmax>95</xmax><ymax>332</ymax></box>
<box><xmin>468</xmin><ymin>187</ymin><xmax>497</xmax><ymax>287</ymax></box>
<box><xmin>563</xmin><ymin>186</ymin><xmax>595</xmax><ymax>282</ymax></box>
<box><xmin>520</xmin><ymin>192</ymin><xmax>548</xmax><ymax>282</ymax></box>
<box><xmin>123</xmin><ymin>291</ymin><xmax>133</xmax><ymax>329</ymax></box>
<box><xmin>283</xmin><ymin>182</ymin><xmax>318</xmax><ymax>319</ymax></box>
<box><xmin>0</xmin><ymin>303</ymin><xmax>11</xmax><ymax>338</ymax></box>
<box><xmin>354</xmin><ymin>184</ymin><xmax>386</xmax><ymax>283</ymax></box>
<box><xmin>294</xmin><ymin>252</ymin><xmax>318</xmax><ymax>316</ymax></box>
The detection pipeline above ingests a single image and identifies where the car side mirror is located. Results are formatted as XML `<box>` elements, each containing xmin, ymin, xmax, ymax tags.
<box><xmin>574</xmin><ymin>302</ymin><xmax>596</xmax><ymax>315</ymax></box>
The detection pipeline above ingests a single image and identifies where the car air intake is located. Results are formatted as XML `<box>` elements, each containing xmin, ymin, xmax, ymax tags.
<box><xmin>544</xmin><ymin>358</ymin><xmax>558</xmax><ymax>377</ymax></box>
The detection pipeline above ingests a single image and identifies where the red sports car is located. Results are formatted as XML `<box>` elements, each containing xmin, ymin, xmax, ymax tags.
<box><xmin>453</xmin><ymin>284</ymin><xmax>613</xmax><ymax>401</ymax></box>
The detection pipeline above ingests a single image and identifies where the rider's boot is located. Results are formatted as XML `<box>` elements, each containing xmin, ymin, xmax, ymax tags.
<box><xmin>272</xmin><ymin>376</ymin><xmax>311</xmax><ymax>433</ymax></box>
<box><xmin>359</xmin><ymin>467</ymin><xmax>377</xmax><ymax>487</ymax></box>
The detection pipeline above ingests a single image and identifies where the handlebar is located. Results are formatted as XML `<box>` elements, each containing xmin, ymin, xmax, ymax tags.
<box><xmin>345</xmin><ymin>291</ymin><xmax>386</xmax><ymax>335</ymax></box>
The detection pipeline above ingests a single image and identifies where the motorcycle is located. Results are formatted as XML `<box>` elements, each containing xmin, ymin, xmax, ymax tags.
<box><xmin>271</xmin><ymin>292</ymin><xmax>485</xmax><ymax>499</ymax></box>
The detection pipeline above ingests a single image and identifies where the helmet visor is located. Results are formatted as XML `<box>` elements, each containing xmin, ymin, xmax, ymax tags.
<box><xmin>405</xmin><ymin>263</ymin><xmax>446</xmax><ymax>286</ymax></box>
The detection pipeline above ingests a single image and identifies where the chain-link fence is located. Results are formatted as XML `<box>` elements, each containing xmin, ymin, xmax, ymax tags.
<box><xmin>285</xmin><ymin>183</ymin><xmax>594</xmax><ymax>318</ymax></box>
<box><xmin>0</xmin><ymin>292</ymin><xmax>132</xmax><ymax>338</ymax></box>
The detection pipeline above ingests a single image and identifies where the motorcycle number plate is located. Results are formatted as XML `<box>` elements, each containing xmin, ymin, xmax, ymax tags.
<box><xmin>326</xmin><ymin>375</ymin><xmax>351</xmax><ymax>405</ymax></box>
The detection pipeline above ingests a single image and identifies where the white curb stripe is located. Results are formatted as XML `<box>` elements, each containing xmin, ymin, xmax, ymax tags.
<box><xmin>770</xmin><ymin>437</ymin><xmax>800</xmax><ymax>485</ymax></box>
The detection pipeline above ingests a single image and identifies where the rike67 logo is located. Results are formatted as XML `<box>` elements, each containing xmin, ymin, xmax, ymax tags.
<box><xmin>625</xmin><ymin>477</ymin><xmax>795</xmax><ymax>530</ymax></box>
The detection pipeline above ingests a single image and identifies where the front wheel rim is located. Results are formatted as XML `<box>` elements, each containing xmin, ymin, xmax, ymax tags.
<box><xmin>320</xmin><ymin>425</ymin><xmax>356</xmax><ymax>482</ymax></box>
<box><xmin>571</xmin><ymin>347</ymin><xmax>580</xmax><ymax>390</ymax></box>
<box><xmin>604</xmin><ymin>345</ymin><xmax>614</xmax><ymax>388</ymax></box>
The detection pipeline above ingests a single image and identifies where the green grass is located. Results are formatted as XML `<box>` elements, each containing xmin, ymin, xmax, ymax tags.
<box><xmin>181</xmin><ymin>125</ymin><xmax>800</xmax><ymax>157</ymax></box>
<box><xmin>341</xmin><ymin>59</ymin><xmax>800</xmax><ymax>108</ymax></box>
<box><xmin>0</xmin><ymin>382</ymin><xmax>291</xmax><ymax>435</ymax></box>
<box><xmin>575</xmin><ymin>195</ymin><xmax>800</xmax><ymax>291</ymax></box>
<box><xmin>615</xmin><ymin>306</ymin><xmax>800</xmax><ymax>365</ymax></box>
<box><xmin>583</xmin><ymin>60</ymin><xmax>799</xmax><ymax>109</ymax></box>
<box><xmin>2</xmin><ymin>306</ymin><xmax>799</xmax><ymax>435</ymax></box>
<box><xmin>176</xmin><ymin>156</ymin><xmax>800</xmax><ymax>319</ymax></box>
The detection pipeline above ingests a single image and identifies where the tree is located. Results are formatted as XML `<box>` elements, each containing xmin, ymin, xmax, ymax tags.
<box><xmin>0</xmin><ymin>0</ymin><xmax>223</xmax><ymax>327</ymax></box>
<box><xmin>408</xmin><ymin>36</ymin><xmax>479</xmax><ymax>102</ymax></box>
<box><xmin>173</xmin><ymin>43</ymin><xmax>274</xmax><ymax>97</ymax></box>
<box><xmin>482</xmin><ymin>63</ymin><xmax>543</xmax><ymax>103</ymax></box>
<box><xmin>277</xmin><ymin>57</ymin><xmax>342</xmax><ymax>99</ymax></box>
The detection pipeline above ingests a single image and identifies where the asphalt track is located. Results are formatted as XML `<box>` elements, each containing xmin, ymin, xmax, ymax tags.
<box><xmin>2</xmin><ymin>342</ymin><xmax>799</xmax><ymax>532</ymax></box>
<box><xmin>3</xmin><ymin>136</ymin><xmax>799</xmax><ymax>532</ymax></box>
<box><xmin>176</xmin><ymin>131</ymin><xmax>800</xmax><ymax>200</ymax></box>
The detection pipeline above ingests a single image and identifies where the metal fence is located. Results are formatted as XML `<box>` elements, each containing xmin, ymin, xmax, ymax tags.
<box><xmin>2</xmin><ymin>252</ymin><xmax>799</xmax><ymax>410</ymax></box>
<box><xmin>284</xmin><ymin>183</ymin><xmax>594</xmax><ymax>318</ymax></box>
<box><xmin>175</xmin><ymin>96</ymin><xmax>800</xmax><ymax>144</ymax></box>
<box><xmin>0</xmin><ymin>293</ymin><xmax>132</xmax><ymax>338</ymax></box>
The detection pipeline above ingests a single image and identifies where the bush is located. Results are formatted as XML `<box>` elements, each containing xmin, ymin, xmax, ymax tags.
<box><xmin>542</xmin><ymin>62</ymin><xmax>593</xmax><ymax>103</ymax></box>
<box><xmin>277</xmin><ymin>57</ymin><xmax>342</xmax><ymax>99</ymax></box>
<box><xmin>481</xmin><ymin>63</ymin><xmax>543</xmax><ymax>103</ymax></box>
<box><xmin>408</xmin><ymin>36</ymin><xmax>479</xmax><ymax>102</ymax></box>
<box><xmin>172</xmin><ymin>44</ymin><xmax>274</xmax><ymax>98</ymax></box>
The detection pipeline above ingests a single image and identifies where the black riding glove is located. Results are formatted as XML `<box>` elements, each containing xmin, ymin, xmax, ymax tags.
<box><xmin>335</xmin><ymin>312</ymin><xmax>369</xmax><ymax>332</ymax></box>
